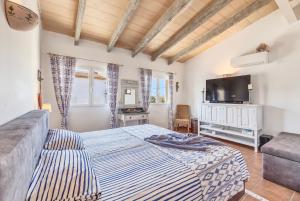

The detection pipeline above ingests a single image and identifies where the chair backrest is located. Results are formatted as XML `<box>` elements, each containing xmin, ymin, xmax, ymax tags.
<box><xmin>175</xmin><ymin>105</ymin><xmax>190</xmax><ymax>119</ymax></box>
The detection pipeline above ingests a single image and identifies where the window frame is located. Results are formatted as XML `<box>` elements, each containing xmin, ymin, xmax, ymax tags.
<box><xmin>71</xmin><ymin>66</ymin><xmax>107</xmax><ymax>108</ymax></box>
<box><xmin>150</xmin><ymin>76</ymin><xmax>169</xmax><ymax>105</ymax></box>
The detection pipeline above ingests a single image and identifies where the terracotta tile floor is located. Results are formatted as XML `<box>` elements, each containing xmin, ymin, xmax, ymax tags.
<box><xmin>176</xmin><ymin>129</ymin><xmax>299</xmax><ymax>200</ymax></box>
<box><xmin>222</xmin><ymin>141</ymin><xmax>299</xmax><ymax>201</ymax></box>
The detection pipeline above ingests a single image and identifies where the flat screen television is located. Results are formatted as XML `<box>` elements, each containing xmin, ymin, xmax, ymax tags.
<box><xmin>206</xmin><ymin>75</ymin><xmax>251</xmax><ymax>103</ymax></box>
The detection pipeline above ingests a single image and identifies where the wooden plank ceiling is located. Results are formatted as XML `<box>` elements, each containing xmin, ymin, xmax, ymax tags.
<box><xmin>39</xmin><ymin>0</ymin><xmax>278</xmax><ymax>64</ymax></box>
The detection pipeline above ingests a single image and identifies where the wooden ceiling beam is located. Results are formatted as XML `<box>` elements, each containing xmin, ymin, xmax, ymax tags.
<box><xmin>168</xmin><ymin>0</ymin><xmax>272</xmax><ymax>65</ymax></box>
<box><xmin>151</xmin><ymin>0</ymin><xmax>234</xmax><ymax>61</ymax></box>
<box><xmin>74</xmin><ymin>0</ymin><xmax>86</xmax><ymax>45</ymax></box>
<box><xmin>131</xmin><ymin>0</ymin><xmax>192</xmax><ymax>57</ymax></box>
<box><xmin>107</xmin><ymin>0</ymin><xmax>141</xmax><ymax>52</ymax></box>
<box><xmin>274</xmin><ymin>0</ymin><xmax>297</xmax><ymax>23</ymax></box>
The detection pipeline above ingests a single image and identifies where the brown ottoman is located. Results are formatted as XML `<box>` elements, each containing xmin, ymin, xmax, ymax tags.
<box><xmin>261</xmin><ymin>132</ymin><xmax>300</xmax><ymax>192</ymax></box>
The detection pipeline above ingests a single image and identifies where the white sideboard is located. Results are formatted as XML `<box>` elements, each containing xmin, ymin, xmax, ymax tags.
<box><xmin>118</xmin><ymin>113</ymin><xmax>149</xmax><ymax>127</ymax></box>
<box><xmin>198</xmin><ymin>103</ymin><xmax>263</xmax><ymax>152</ymax></box>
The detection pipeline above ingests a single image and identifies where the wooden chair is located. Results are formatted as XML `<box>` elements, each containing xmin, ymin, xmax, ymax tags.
<box><xmin>174</xmin><ymin>105</ymin><xmax>191</xmax><ymax>133</ymax></box>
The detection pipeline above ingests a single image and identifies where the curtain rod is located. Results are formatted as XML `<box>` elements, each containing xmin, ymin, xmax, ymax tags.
<box><xmin>139</xmin><ymin>67</ymin><xmax>176</xmax><ymax>75</ymax></box>
<box><xmin>47</xmin><ymin>52</ymin><xmax>124</xmax><ymax>67</ymax></box>
<box><xmin>47</xmin><ymin>53</ymin><xmax>175</xmax><ymax>74</ymax></box>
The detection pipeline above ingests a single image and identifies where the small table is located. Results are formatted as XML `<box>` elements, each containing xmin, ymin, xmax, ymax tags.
<box><xmin>191</xmin><ymin>118</ymin><xmax>198</xmax><ymax>134</ymax></box>
<box><xmin>118</xmin><ymin>112</ymin><xmax>149</xmax><ymax>127</ymax></box>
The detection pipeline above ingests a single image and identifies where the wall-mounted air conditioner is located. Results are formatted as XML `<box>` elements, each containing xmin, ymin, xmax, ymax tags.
<box><xmin>231</xmin><ymin>52</ymin><xmax>269</xmax><ymax>68</ymax></box>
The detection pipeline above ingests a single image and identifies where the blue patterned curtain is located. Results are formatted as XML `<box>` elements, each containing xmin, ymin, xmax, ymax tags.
<box><xmin>107</xmin><ymin>63</ymin><xmax>119</xmax><ymax>128</ymax></box>
<box><xmin>49</xmin><ymin>54</ymin><xmax>76</xmax><ymax>129</ymax></box>
<box><xmin>168</xmin><ymin>73</ymin><xmax>174</xmax><ymax>130</ymax></box>
<box><xmin>140</xmin><ymin>68</ymin><xmax>152</xmax><ymax>114</ymax></box>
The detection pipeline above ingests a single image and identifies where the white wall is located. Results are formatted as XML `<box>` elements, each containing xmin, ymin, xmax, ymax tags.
<box><xmin>41</xmin><ymin>31</ymin><xmax>185</xmax><ymax>132</ymax></box>
<box><xmin>0</xmin><ymin>0</ymin><xmax>40</xmax><ymax>125</ymax></box>
<box><xmin>184</xmin><ymin>9</ymin><xmax>300</xmax><ymax>135</ymax></box>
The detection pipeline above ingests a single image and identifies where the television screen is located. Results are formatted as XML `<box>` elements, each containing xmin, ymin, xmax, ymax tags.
<box><xmin>206</xmin><ymin>75</ymin><xmax>251</xmax><ymax>103</ymax></box>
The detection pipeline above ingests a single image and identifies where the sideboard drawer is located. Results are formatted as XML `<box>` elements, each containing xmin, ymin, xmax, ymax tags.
<box><xmin>139</xmin><ymin>114</ymin><xmax>148</xmax><ymax>119</ymax></box>
<box><xmin>125</xmin><ymin>115</ymin><xmax>134</xmax><ymax>121</ymax></box>
<box><xmin>125</xmin><ymin>114</ymin><xmax>148</xmax><ymax>121</ymax></box>
<box><xmin>133</xmin><ymin>114</ymin><xmax>148</xmax><ymax>120</ymax></box>
<box><xmin>199</xmin><ymin>103</ymin><xmax>262</xmax><ymax>130</ymax></box>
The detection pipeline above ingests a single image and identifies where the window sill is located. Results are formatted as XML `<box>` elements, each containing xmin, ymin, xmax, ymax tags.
<box><xmin>71</xmin><ymin>104</ymin><xmax>107</xmax><ymax>108</ymax></box>
<box><xmin>150</xmin><ymin>103</ymin><xmax>169</xmax><ymax>105</ymax></box>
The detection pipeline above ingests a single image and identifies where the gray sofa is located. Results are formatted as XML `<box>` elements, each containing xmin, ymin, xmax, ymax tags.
<box><xmin>261</xmin><ymin>132</ymin><xmax>300</xmax><ymax>192</ymax></box>
<box><xmin>0</xmin><ymin>110</ymin><xmax>48</xmax><ymax>201</ymax></box>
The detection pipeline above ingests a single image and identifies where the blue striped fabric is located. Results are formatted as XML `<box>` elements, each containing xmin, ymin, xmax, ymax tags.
<box><xmin>26</xmin><ymin>150</ymin><xmax>101</xmax><ymax>201</ymax></box>
<box><xmin>233</xmin><ymin>150</ymin><xmax>250</xmax><ymax>181</ymax></box>
<box><xmin>92</xmin><ymin>144</ymin><xmax>204</xmax><ymax>201</ymax></box>
<box><xmin>82</xmin><ymin>125</ymin><xmax>249</xmax><ymax>201</ymax></box>
<box><xmin>44</xmin><ymin>129</ymin><xmax>85</xmax><ymax>150</ymax></box>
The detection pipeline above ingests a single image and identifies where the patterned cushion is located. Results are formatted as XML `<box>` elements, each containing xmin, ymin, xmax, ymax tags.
<box><xmin>26</xmin><ymin>150</ymin><xmax>101</xmax><ymax>201</ymax></box>
<box><xmin>44</xmin><ymin>129</ymin><xmax>85</xmax><ymax>150</ymax></box>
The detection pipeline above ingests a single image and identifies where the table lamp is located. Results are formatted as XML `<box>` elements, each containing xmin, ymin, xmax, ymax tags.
<box><xmin>42</xmin><ymin>103</ymin><xmax>52</xmax><ymax>112</ymax></box>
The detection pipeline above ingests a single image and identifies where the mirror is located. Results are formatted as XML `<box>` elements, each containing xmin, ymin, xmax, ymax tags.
<box><xmin>124</xmin><ymin>88</ymin><xmax>136</xmax><ymax>105</ymax></box>
<box><xmin>121</xmin><ymin>79</ymin><xmax>139</xmax><ymax>107</ymax></box>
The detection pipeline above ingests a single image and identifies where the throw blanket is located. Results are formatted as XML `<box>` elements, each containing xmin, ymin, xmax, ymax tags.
<box><xmin>145</xmin><ymin>133</ymin><xmax>224</xmax><ymax>151</ymax></box>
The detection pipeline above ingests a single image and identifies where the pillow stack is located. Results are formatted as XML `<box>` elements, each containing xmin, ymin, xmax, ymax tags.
<box><xmin>26</xmin><ymin>129</ymin><xmax>101</xmax><ymax>201</ymax></box>
<box><xmin>44</xmin><ymin>129</ymin><xmax>85</xmax><ymax>150</ymax></box>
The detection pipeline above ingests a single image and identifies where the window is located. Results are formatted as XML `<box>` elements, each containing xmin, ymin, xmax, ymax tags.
<box><xmin>150</xmin><ymin>76</ymin><xmax>168</xmax><ymax>104</ymax></box>
<box><xmin>92</xmin><ymin>69</ymin><xmax>107</xmax><ymax>105</ymax></box>
<box><xmin>71</xmin><ymin>67</ymin><xmax>107</xmax><ymax>106</ymax></box>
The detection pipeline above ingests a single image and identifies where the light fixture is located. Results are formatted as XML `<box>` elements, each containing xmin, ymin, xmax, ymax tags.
<box><xmin>176</xmin><ymin>82</ymin><xmax>179</xmax><ymax>92</ymax></box>
<box><xmin>42</xmin><ymin>104</ymin><xmax>52</xmax><ymax>113</ymax></box>
<box><xmin>248</xmin><ymin>84</ymin><xmax>253</xmax><ymax>104</ymax></box>
<box><xmin>125</xmin><ymin>89</ymin><xmax>131</xmax><ymax>95</ymax></box>
<box><xmin>4</xmin><ymin>0</ymin><xmax>39</xmax><ymax>31</ymax></box>
<box><xmin>248</xmin><ymin>84</ymin><xmax>253</xmax><ymax>90</ymax></box>
<box><xmin>222</xmin><ymin>74</ymin><xmax>232</xmax><ymax>78</ymax></box>
<box><xmin>201</xmin><ymin>88</ymin><xmax>205</xmax><ymax>103</ymax></box>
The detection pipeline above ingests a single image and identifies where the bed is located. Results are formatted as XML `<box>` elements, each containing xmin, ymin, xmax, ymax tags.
<box><xmin>0</xmin><ymin>111</ymin><xmax>248</xmax><ymax>201</ymax></box>
<box><xmin>81</xmin><ymin>125</ymin><xmax>249</xmax><ymax>201</ymax></box>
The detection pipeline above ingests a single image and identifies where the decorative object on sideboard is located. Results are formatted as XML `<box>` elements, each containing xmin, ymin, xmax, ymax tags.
<box><xmin>201</xmin><ymin>88</ymin><xmax>205</xmax><ymax>103</ymax></box>
<box><xmin>37</xmin><ymin>69</ymin><xmax>44</xmax><ymax>109</ymax></box>
<box><xmin>4</xmin><ymin>0</ymin><xmax>39</xmax><ymax>31</ymax></box>
<box><xmin>176</xmin><ymin>82</ymin><xmax>179</xmax><ymax>92</ymax></box>
<box><xmin>248</xmin><ymin>84</ymin><xmax>253</xmax><ymax>104</ymax></box>
<box><xmin>256</xmin><ymin>43</ymin><xmax>270</xmax><ymax>53</ymax></box>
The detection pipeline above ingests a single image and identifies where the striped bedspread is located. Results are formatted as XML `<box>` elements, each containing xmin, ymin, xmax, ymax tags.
<box><xmin>81</xmin><ymin>125</ymin><xmax>249</xmax><ymax>201</ymax></box>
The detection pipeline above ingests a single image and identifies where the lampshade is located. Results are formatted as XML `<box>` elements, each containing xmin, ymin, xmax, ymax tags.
<box><xmin>42</xmin><ymin>103</ymin><xmax>52</xmax><ymax>112</ymax></box>
<box><xmin>248</xmin><ymin>84</ymin><xmax>253</xmax><ymax>90</ymax></box>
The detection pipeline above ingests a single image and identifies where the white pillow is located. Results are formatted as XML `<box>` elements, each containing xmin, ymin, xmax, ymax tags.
<box><xmin>26</xmin><ymin>150</ymin><xmax>101</xmax><ymax>201</ymax></box>
<box><xmin>44</xmin><ymin>129</ymin><xmax>85</xmax><ymax>150</ymax></box>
